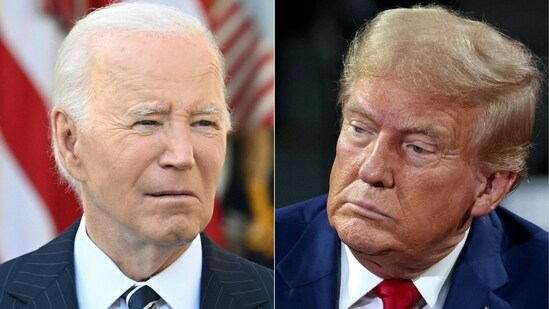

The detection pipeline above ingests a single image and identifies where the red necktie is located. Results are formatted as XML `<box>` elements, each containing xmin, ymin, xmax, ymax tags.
<box><xmin>373</xmin><ymin>279</ymin><xmax>421</xmax><ymax>309</ymax></box>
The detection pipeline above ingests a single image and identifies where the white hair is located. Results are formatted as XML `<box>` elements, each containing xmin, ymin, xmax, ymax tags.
<box><xmin>51</xmin><ymin>2</ymin><xmax>229</xmax><ymax>191</ymax></box>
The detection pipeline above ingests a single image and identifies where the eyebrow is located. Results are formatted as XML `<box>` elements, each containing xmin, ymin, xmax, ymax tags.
<box><xmin>127</xmin><ymin>106</ymin><xmax>168</xmax><ymax>117</ymax></box>
<box><xmin>127</xmin><ymin>105</ymin><xmax>224</xmax><ymax>117</ymax></box>
<box><xmin>344</xmin><ymin>104</ymin><xmax>450</xmax><ymax>140</ymax></box>
<box><xmin>400</xmin><ymin>121</ymin><xmax>449</xmax><ymax>139</ymax></box>
<box><xmin>191</xmin><ymin>106</ymin><xmax>223</xmax><ymax>116</ymax></box>
<box><xmin>344</xmin><ymin>104</ymin><xmax>379</xmax><ymax>127</ymax></box>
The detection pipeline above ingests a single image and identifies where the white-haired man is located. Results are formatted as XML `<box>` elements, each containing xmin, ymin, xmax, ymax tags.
<box><xmin>0</xmin><ymin>3</ymin><xmax>272</xmax><ymax>309</ymax></box>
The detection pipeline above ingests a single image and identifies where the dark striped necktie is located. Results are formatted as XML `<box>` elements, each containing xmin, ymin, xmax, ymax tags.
<box><xmin>122</xmin><ymin>285</ymin><xmax>161</xmax><ymax>309</ymax></box>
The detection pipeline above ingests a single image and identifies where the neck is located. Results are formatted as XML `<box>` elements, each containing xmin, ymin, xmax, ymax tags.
<box><xmin>84</xmin><ymin>214</ymin><xmax>189</xmax><ymax>281</ymax></box>
<box><xmin>351</xmin><ymin>247</ymin><xmax>451</xmax><ymax>279</ymax></box>
<box><xmin>108</xmin><ymin>242</ymin><xmax>187</xmax><ymax>281</ymax></box>
<box><xmin>351</xmin><ymin>222</ymin><xmax>470</xmax><ymax>279</ymax></box>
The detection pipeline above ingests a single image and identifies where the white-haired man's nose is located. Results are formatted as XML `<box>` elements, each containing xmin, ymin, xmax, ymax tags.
<box><xmin>158</xmin><ymin>127</ymin><xmax>196</xmax><ymax>170</ymax></box>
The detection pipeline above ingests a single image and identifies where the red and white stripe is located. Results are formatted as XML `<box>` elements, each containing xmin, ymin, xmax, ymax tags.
<box><xmin>0</xmin><ymin>0</ymin><xmax>81</xmax><ymax>262</ymax></box>
<box><xmin>203</xmin><ymin>0</ymin><xmax>274</xmax><ymax>131</ymax></box>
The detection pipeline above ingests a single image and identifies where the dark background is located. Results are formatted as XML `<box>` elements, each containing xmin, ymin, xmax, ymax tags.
<box><xmin>275</xmin><ymin>0</ymin><xmax>548</xmax><ymax>207</ymax></box>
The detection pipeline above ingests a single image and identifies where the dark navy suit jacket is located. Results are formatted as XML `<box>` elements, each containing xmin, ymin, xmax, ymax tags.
<box><xmin>276</xmin><ymin>195</ymin><xmax>548</xmax><ymax>309</ymax></box>
<box><xmin>0</xmin><ymin>220</ymin><xmax>273</xmax><ymax>309</ymax></box>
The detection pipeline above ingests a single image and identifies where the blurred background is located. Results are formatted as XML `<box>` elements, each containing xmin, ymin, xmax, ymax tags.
<box><xmin>0</xmin><ymin>0</ymin><xmax>274</xmax><ymax>267</ymax></box>
<box><xmin>275</xmin><ymin>0</ymin><xmax>548</xmax><ymax>230</ymax></box>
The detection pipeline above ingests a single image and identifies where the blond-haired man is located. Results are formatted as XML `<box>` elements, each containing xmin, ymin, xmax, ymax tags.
<box><xmin>276</xmin><ymin>6</ymin><xmax>546</xmax><ymax>309</ymax></box>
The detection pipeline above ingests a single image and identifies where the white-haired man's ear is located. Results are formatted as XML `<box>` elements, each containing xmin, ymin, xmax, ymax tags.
<box><xmin>51</xmin><ymin>107</ymin><xmax>85</xmax><ymax>182</ymax></box>
<box><xmin>470</xmin><ymin>171</ymin><xmax>517</xmax><ymax>217</ymax></box>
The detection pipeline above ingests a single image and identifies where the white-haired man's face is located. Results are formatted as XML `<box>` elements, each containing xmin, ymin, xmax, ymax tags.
<box><xmin>54</xmin><ymin>32</ymin><xmax>227</xmax><ymax>248</ymax></box>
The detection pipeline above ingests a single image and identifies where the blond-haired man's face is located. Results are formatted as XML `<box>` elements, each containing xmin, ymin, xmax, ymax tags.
<box><xmin>327</xmin><ymin>78</ymin><xmax>489</xmax><ymax>278</ymax></box>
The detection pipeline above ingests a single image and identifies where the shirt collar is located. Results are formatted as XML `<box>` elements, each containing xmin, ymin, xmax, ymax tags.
<box><xmin>74</xmin><ymin>215</ymin><xmax>202</xmax><ymax>309</ymax></box>
<box><xmin>146</xmin><ymin>232</ymin><xmax>202</xmax><ymax>309</ymax></box>
<box><xmin>339</xmin><ymin>229</ymin><xmax>469</xmax><ymax>309</ymax></box>
<box><xmin>413</xmin><ymin>229</ymin><xmax>469</xmax><ymax>308</ymax></box>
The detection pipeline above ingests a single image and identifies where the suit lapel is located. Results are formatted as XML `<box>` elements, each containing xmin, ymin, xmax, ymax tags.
<box><xmin>200</xmin><ymin>234</ymin><xmax>271</xmax><ymax>308</ymax></box>
<box><xmin>8</xmin><ymin>221</ymin><xmax>79</xmax><ymax>308</ymax></box>
<box><xmin>276</xmin><ymin>208</ymin><xmax>340</xmax><ymax>308</ymax></box>
<box><xmin>443</xmin><ymin>214</ymin><xmax>511</xmax><ymax>309</ymax></box>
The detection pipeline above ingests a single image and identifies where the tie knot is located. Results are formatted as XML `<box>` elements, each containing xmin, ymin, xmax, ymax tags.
<box><xmin>122</xmin><ymin>285</ymin><xmax>161</xmax><ymax>309</ymax></box>
<box><xmin>373</xmin><ymin>279</ymin><xmax>421</xmax><ymax>309</ymax></box>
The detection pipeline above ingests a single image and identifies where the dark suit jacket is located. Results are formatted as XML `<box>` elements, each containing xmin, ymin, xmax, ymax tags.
<box><xmin>0</xmin><ymin>220</ymin><xmax>273</xmax><ymax>309</ymax></box>
<box><xmin>276</xmin><ymin>195</ymin><xmax>548</xmax><ymax>309</ymax></box>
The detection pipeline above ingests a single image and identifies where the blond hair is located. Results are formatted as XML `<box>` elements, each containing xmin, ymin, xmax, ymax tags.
<box><xmin>339</xmin><ymin>6</ymin><xmax>542</xmax><ymax>189</ymax></box>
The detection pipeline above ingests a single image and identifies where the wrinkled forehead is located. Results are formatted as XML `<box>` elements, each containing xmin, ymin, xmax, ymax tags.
<box><xmin>343</xmin><ymin>77</ymin><xmax>484</xmax><ymax>137</ymax></box>
<box><xmin>89</xmin><ymin>29</ymin><xmax>221</xmax><ymax>70</ymax></box>
<box><xmin>86</xmin><ymin>30</ymin><xmax>226</xmax><ymax>113</ymax></box>
<box><xmin>89</xmin><ymin>31</ymin><xmax>223</xmax><ymax>92</ymax></box>
<box><xmin>344</xmin><ymin>77</ymin><xmax>480</xmax><ymax>112</ymax></box>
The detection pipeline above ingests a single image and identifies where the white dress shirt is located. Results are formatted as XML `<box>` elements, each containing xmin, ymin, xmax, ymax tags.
<box><xmin>74</xmin><ymin>216</ymin><xmax>202</xmax><ymax>309</ymax></box>
<box><xmin>339</xmin><ymin>229</ymin><xmax>469</xmax><ymax>309</ymax></box>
